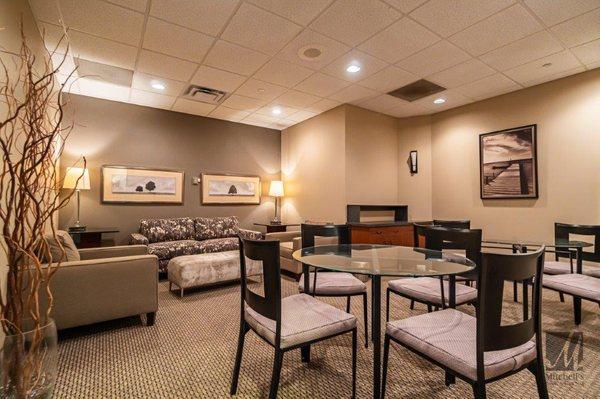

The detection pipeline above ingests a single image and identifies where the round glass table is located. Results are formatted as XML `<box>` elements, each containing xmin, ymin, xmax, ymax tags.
<box><xmin>292</xmin><ymin>244</ymin><xmax>476</xmax><ymax>399</ymax></box>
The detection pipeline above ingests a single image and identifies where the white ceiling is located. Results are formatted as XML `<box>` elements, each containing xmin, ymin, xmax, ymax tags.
<box><xmin>30</xmin><ymin>0</ymin><xmax>600</xmax><ymax>129</ymax></box>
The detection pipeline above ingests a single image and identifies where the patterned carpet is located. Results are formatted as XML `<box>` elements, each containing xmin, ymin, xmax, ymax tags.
<box><xmin>55</xmin><ymin>277</ymin><xmax>599</xmax><ymax>398</ymax></box>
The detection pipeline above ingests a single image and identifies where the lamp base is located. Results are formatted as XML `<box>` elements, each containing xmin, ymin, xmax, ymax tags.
<box><xmin>270</xmin><ymin>219</ymin><xmax>282</xmax><ymax>225</ymax></box>
<box><xmin>68</xmin><ymin>225</ymin><xmax>86</xmax><ymax>232</ymax></box>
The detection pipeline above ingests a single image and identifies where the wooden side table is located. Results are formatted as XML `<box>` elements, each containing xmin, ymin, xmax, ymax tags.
<box><xmin>68</xmin><ymin>227</ymin><xmax>119</xmax><ymax>248</ymax></box>
<box><xmin>253</xmin><ymin>223</ymin><xmax>300</xmax><ymax>233</ymax></box>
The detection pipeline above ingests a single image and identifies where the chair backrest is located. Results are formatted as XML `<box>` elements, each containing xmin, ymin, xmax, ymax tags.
<box><xmin>476</xmin><ymin>248</ymin><xmax>545</xmax><ymax>357</ymax></box>
<box><xmin>555</xmin><ymin>222</ymin><xmax>600</xmax><ymax>263</ymax></box>
<box><xmin>300</xmin><ymin>223</ymin><xmax>349</xmax><ymax>249</ymax></box>
<box><xmin>422</xmin><ymin>226</ymin><xmax>483</xmax><ymax>268</ymax></box>
<box><xmin>238</xmin><ymin>237</ymin><xmax>281</xmax><ymax>327</ymax></box>
<box><xmin>413</xmin><ymin>222</ymin><xmax>434</xmax><ymax>248</ymax></box>
<box><xmin>433</xmin><ymin>219</ymin><xmax>471</xmax><ymax>229</ymax></box>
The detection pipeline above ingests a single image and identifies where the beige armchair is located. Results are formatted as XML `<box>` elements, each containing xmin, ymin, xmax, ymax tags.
<box><xmin>40</xmin><ymin>245</ymin><xmax>159</xmax><ymax>330</ymax></box>
<box><xmin>265</xmin><ymin>231</ymin><xmax>302</xmax><ymax>276</ymax></box>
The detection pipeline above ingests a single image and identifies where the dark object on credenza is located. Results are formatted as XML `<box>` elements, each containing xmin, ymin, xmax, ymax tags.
<box><xmin>346</xmin><ymin>204</ymin><xmax>408</xmax><ymax>223</ymax></box>
<box><xmin>254</xmin><ymin>222</ymin><xmax>300</xmax><ymax>234</ymax></box>
<box><xmin>68</xmin><ymin>227</ymin><xmax>119</xmax><ymax>248</ymax></box>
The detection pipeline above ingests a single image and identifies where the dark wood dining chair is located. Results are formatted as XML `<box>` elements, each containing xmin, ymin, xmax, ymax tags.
<box><xmin>298</xmin><ymin>223</ymin><xmax>369</xmax><ymax>347</ymax></box>
<box><xmin>231</xmin><ymin>237</ymin><xmax>358</xmax><ymax>399</ymax></box>
<box><xmin>387</xmin><ymin>226</ymin><xmax>481</xmax><ymax>320</ymax></box>
<box><xmin>382</xmin><ymin>247</ymin><xmax>548</xmax><ymax>399</ymax></box>
<box><xmin>413</xmin><ymin>220</ymin><xmax>471</xmax><ymax>248</ymax></box>
<box><xmin>542</xmin><ymin>223</ymin><xmax>600</xmax><ymax>324</ymax></box>
<box><xmin>433</xmin><ymin>219</ymin><xmax>471</xmax><ymax>229</ymax></box>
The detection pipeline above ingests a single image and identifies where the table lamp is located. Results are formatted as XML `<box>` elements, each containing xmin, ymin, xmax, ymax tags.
<box><xmin>63</xmin><ymin>167</ymin><xmax>90</xmax><ymax>231</ymax></box>
<box><xmin>268</xmin><ymin>180</ymin><xmax>284</xmax><ymax>224</ymax></box>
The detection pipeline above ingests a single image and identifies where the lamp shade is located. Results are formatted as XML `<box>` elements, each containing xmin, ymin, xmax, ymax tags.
<box><xmin>268</xmin><ymin>180</ymin><xmax>284</xmax><ymax>197</ymax></box>
<box><xmin>63</xmin><ymin>167</ymin><xmax>90</xmax><ymax>190</ymax></box>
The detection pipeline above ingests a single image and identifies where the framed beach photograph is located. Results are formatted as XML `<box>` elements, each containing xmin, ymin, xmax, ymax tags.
<box><xmin>201</xmin><ymin>173</ymin><xmax>261</xmax><ymax>205</ymax></box>
<box><xmin>479</xmin><ymin>125</ymin><xmax>538</xmax><ymax>199</ymax></box>
<box><xmin>101</xmin><ymin>165</ymin><xmax>184</xmax><ymax>204</ymax></box>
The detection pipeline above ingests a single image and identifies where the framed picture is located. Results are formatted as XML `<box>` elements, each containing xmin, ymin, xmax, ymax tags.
<box><xmin>479</xmin><ymin>124</ymin><xmax>538</xmax><ymax>199</ymax></box>
<box><xmin>101</xmin><ymin>165</ymin><xmax>184</xmax><ymax>204</ymax></box>
<box><xmin>201</xmin><ymin>173</ymin><xmax>261</xmax><ymax>205</ymax></box>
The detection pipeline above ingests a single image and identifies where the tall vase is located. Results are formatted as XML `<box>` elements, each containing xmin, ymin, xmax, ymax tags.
<box><xmin>0</xmin><ymin>319</ymin><xmax>58</xmax><ymax>398</ymax></box>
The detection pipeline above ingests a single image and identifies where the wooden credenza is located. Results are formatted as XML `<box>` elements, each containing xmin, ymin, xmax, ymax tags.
<box><xmin>349</xmin><ymin>222</ymin><xmax>416</xmax><ymax>247</ymax></box>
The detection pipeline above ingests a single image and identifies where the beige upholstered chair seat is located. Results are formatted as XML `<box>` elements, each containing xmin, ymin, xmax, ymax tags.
<box><xmin>298</xmin><ymin>272</ymin><xmax>367</xmax><ymax>295</ymax></box>
<box><xmin>543</xmin><ymin>274</ymin><xmax>600</xmax><ymax>301</ymax></box>
<box><xmin>244</xmin><ymin>294</ymin><xmax>356</xmax><ymax>349</ymax></box>
<box><xmin>388</xmin><ymin>277</ymin><xmax>477</xmax><ymax>306</ymax></box>
<box><xmin>583</xmin><ymin>267</ymin><xmax>600</xmax><ymax>278</ymax></box>
<box><xmin>543</xmin><ymin>260</ymin><xmax>574</xmax><ymax>275</ymax></box>
<box><xmin>386</xmin><ymin>309</ymin><xmax>536</xmax><ymax>381</ymax></box>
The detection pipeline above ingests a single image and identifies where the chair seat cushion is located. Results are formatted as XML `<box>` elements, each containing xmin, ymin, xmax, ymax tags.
<box><xmin>298</xmin><ymin>272</ymin><xmax>367</xmax><ymax>295</ymax></box>
<box><xmin>279</xmin><ymin>241</ymin><xmax>294</xmax><ymax>259</ymax></box>
<box><xmin>544</xmin><ymin>261</ymin><xmax>574</xmax><ymax>275</ymax></box>
<box><xmin>583</xmin><ymin>267</ymin><xmax>600</xmax><ymax>278</ymax></box>
<box><xmin>244</xmin><ymin>294</ymin><xmax>356</xmax><ymax>349</ymax></box>
<box><xmin>543</xmin><ymin>274</ymin><xmax>600</xmax><ymax>302</ymax></box>
<box><xmin>388</xmin><ymin>277</ymin><xmax>477</xmax><ymax>306</ymax></box>
<box><xmin>386</xmin><ymin>309</ymin><xmax>536</xmax><ymax>381</ymax></box>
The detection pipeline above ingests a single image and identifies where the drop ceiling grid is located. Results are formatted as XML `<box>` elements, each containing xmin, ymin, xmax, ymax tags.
<box><xmin>28</xmin><ymin>0</ymin><xmax>600</xmax><ymax>130</ymax></box>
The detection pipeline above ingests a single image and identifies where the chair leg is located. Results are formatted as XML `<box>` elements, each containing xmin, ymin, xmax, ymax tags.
<box><xmin>230</xmin><ymin>322</ymin><xmax>249</xmax><ymax>395</ymax></box>
<box><xmin>410</xmin><ymin>300</ymin><xmax>415</xmax><ymax>310</ymax></box>
<box><xmin>168</xmin><ymin>281</ymin><xmax>172</xmax><ymax>292</ymax></box>
<box><xmin>346</xmin><ymin>296</ymin><xmax>351</xmax><ymax>313</ymax></box>
<box><xmin>444</xmin><ymin>371</ymin><xmax>455</xmax><ymax>386</ymax></box>
<box><xmin>382</xmin><ymin>335</ymin><xmax>391</xmax><ymax>399</ymax></box>
<box><xmin>145</xmin><ymin>312</ymin><xmax>156</xmax><ymax>326</ymax></box>
<box><xmin>472</xmin><ymin>383</ymin><xmax>487</xmax><ymax>399</ymax></box>
<box><xmin>351</xmin><ymin>329</ymin><xmax>357</xmax><ymax>399</ymax></box>
<box><xmin>362</xmin><ymin>293</ymin><xmax>369</xmax><ymax>348</ymax></box>
<box><xmin>528</xmin><ymin>360</ymin><xmax>549</xmax><ymax>399</ymax></box>
<box><xmin>180</xmin><ymin>288</ymin><xmax>184</xmax><ymax>298</ymax></box>
<box><xmin>559</xmin><ymin>292</ymin><xmax>565</xmax><ymax>303</ymax></box>
<box><xmin>513</xmin><ymin>281</ymin><xmax>518</xmax><ymax>302</ymax></box>
<box><xmin>573</xmin><ymin>296</ymin><xmax>582</xmax><ymax>325</ymax></box>
<box><xmin>268</xmin><ymin>349</ymin><xmax>284</xmax><ymax>399</ymax></box>
<box><xmin>427</xmin><ymin>304</ymin><xmax>432</xmax><ymax>313</ymax></box>
<box><xmin>386</xmin><ymin>289</ymin><xmax>391</xmax><ymax>323</ymax></box>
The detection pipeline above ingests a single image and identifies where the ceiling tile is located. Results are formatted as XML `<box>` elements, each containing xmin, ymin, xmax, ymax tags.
<box><xmin>253</xmin><ymin>59</ymin><xmax>314</xmax><ymax>87</ymax></box>
<box><xmin>105</xmin><ymin>0</ymin><xmax>148</xmax><ymax>12</ymax></box>
<box><xmin>243</xmin><ymin>113</ymin><xmax>281</xmax><ymax>126</ymax></box>
<box><xmin>50</xmin><ymin>52</ymin><xmax>77</xmax><ymax>77</ymax></box>
<box><xmin>221</xmin><ymin>3</ymin><xmax>302</xmax><ymax>56</ymax></box>
<box><xmin>571</xmin><ymin>38</ymin><xmax>600</xmax><ymax>66</ymax></box>
<box><xmin>137</xmin><ymin>50</ymin><xmax>198</xmax><ymax>81</ymax></box>
<box><xmin>75</xmin><ymin>77</ymin><xmax>131</xmax><ymax>102</ymax></box>
<box><xmin>412</xmin><ymin>89</ymin><xmax>472</xmax><ymax>111</ymax></box>
<box><xmin>551</xmin><ymin>8</ymin><xmax>600</xmax><ymax>47</ymax></box>
<box><xmin>256</xmin><ymin>104</ymin><xmax>301</xmax><ymax>118</ymax></box>
<box><xmin>306</xmin><ymin>98</ymin><xmax>341</xmax><ymax>113</ymax></box>
<box><xmin>455</xmin><ymin>74</ymin><xmax>521</xmax><ymax>101</ymax></box>
<box><xmin>427</xmin><ymin>59</ymin><xmax>495</xmax><ymax>88</ymax></box>
<box><xmin>287</xmin><ymin>109</ymin><xmax>319</xmax><ymax>122</ymax></box>
<box><xmin>41</xmin><ymin>23</ymin><xmax>138</xmax><ymax>70</ymax></box>
<box><xmin>130</xmin><ymin>89</ymin><xmax>176</xmax><ymax>109</ymax></box>
<box><xmin>480</xmin><ymin>31</ymin><xmax>564</xmax><ymax>71</ymax></box>
<box><xmin>246</xmin><ymin>0</ymin><xmax>334</xmax><ymax>26</ymax></box>
<box><xmin>396</xmin><ymin>41</ymin><xmax>471</xmax><ymax>76</ymax></box>
<box><xmin>191</xmin><ymin>66</ymin><xmax>246</xmax><ymax>93</ymax></box>
<box><xmin>329</xmin><ymin>85</ymin><xmax>378</xmax><ymax>103</ymax></box>
<box><xmin>354</xmin><ymin>94</ymin><xmax>406</xmax><ymax>112</ymax></box>
<box><xmin>383</xmin><ymin>0</ymin><xmax>428</xmax><ymax>13</ymax></box>
<box><xmin>273</xmin><ymin>90</ymin><xmax>322</xmax><ymax>108</ymax></box>
<box><xmin>132</xmin><ymin>72</ymin><xmax>187</xmax><ymax>96</ymax></box>
<box><xmin>294</xmin><ymin>72</ymin><xmax>351</xmax><ymax>97</ymax></box>
<box><xmin>143</xmin><ymin>18</ymin><xmax>214</xmax><ymax>62</ymax></box>
<box><xmin>204</xmin><ymin>40</ymin><xmax>269</xmax><ymax>76</ymax></box>
<box><xmin>358</xmin><ymin>18</ymin><xmax>440</xmax><ymax>63</ymax></box>
<box><xmin>358</xmin><ymin>65</ymin><xmax>417</xmax><ymax>92</ymax></box>
<box><xmin>221</xmin><ymin>94</ymin><xmax>267</xmax><ymax>112</ymax></box>
<box><xmin>504</xmin><ymin>51</ymin><xmax>583</xmax><ymax>86</ymax></box>
<box><xmin>384</xmin><ymin>101</ymin><xmax>430</xmax><ymax>118</ymax></box>
<box><xmin>172</xmin><ymin>98</ymin><xmax>216</xmax><ymax>116</ymax></box>
<box><xmin>310</xmin><ymin>0</ymin><xmax>401</xmax><ymax>46</ymax></box>
<box><xmin>449</xmin><ymin>5</ymin><xmax>543</xmax><ymax>56</ymax></box>
<box><xmin>150</xmin><ymin>0</ymin><xmax>239</xmax><ymax>37</ymax></box>
<box><xmin>235</xmin><ymin>79</ymin><xmax>288</xmax><ymax>101</ymax></box>
<box><xmin>524</xmin><ymin>0</ymin><xmax>600</xmax><ymax>26</ymax></box>
<box><xmin>411</xmin><ymin>0</ymin><xmax>516</xmax><ymax>37</ymax></box>
<box><xmin>276</xmin><ymin>29</ymin><xmax>350</xmax><ymax>70</ymax></box>
<box><xmin>28</xmin><ymin>0</ymin><xmax>61</xmax><ymax>24</ymax></box>
<box><xmin>321</xmin><ymin>50</ymin><xmax>388</xmax><ymax>82</ymax></box>
<box><xmin>208</xmin><ymin>106</ymin><xmax>251</xmax><ymax>122</ymax></box>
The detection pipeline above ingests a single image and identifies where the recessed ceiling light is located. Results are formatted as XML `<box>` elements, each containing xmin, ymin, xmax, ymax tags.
<box><xmin>272</xmin><ymin>107</ymin><xmax>282</xmax><ymax>115</ymax></box>
<box><xmin>257</xmin><ymin>88</ymin><xmax>266</xmax><ymax>93</ymax></box>
<box><xmin>433</xmin><ymin>98</ymin><xmax>446</xmax><ymax>104</ymax></box>
<box><xmin>346</xmin><ymin>64</ymin><xmax>361</xmax><ymax>73</ymax></box>
<box><xmin>151</xmin><ymin>81</ymin><xmax>166</xmax><ymax>90</ymax></box>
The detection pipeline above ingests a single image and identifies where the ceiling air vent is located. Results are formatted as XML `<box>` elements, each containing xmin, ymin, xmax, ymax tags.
<box><xmin>387</xmin><ymin>79</ymin><xmax>446</xmax><ymax>102</ymax></box>
<box><xmin>75</xmin><ymin>58</ymin><xmax>133</xmax><ymax>86</ymax></box>
<box><xmin>182</xmin><ymin>85</ymin><xmax>227</xmax><ymax>105</ymax></box>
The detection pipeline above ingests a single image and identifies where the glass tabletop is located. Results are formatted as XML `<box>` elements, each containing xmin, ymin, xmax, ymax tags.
<box><xmin>482</xmin><ymin>238</ymin><xmax>593</xmax><ymax>249</ymax></box>
<box><xmin>292</xmin><ymin>244</ymin><xmax>476</xmax><ymax>277</ymax></box>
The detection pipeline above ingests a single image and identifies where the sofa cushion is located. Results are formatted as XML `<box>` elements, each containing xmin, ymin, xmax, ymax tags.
<box><xmin>280</xmin><ymin>241</ymin><xmax>294</xmax><ymax>259</ymax></box>
<box><xmin>44</xmin><ymin>230</ymin><xmax>80</xmax><ymax>262</ymax></box>
<box><xmin>140</xmin><ymin>218</ymin><xmax>195</xmax><ymax>243</ymax></box>
<box><xmin>194</xmin><ymin>216</ymin><xmax>239</xmax><ymax>240</ymax></box>
<box><xmin>147</xmin><ymin>240</ymin><xmax>203</xmax><ymax>261</ymax></box>
<box><xmin>196</xmin><ymin>237</ymin><xmax>239</xmax><ymax>254</ymax></box>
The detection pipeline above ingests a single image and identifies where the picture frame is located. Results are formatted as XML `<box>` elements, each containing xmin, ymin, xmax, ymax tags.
<box><xmin>201</xmin><ymin>173</ymin><xmax>261</xmax><ymax>205</ymax></box>
<box><xmin>101</xmin><ymin>165</ymin><xmax>184</xmax><ymax>204</ymax></box>
<box><xmin>479</xmin><ymin>124</ymin><xmax>538</xmax><ymax>199</ymax></box>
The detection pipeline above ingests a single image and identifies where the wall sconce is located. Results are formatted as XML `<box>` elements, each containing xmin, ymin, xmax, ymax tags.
<box><xmin>409</xmin><ymin>150</ymin><xmax>418</xmax><ymax>174</ymax></box>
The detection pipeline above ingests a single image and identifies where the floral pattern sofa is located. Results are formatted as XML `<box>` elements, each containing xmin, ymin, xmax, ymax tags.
<box><xmin>129</xmin><ymin>216</ymin><xmax>262</xmax><ymax>272</ymax></box>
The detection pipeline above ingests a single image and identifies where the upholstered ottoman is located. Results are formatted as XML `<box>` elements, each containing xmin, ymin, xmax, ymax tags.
<box><xmin>167</xmin><ymin>250</ymin><xmax>262</xmax><ymax>297</ymax></box>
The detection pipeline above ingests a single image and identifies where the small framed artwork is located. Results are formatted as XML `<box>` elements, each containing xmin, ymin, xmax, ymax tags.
<box><xmin>201</xmin><ymin>173</ymin><xmax>261</xmax><ymax>205</ymax></box>
<box><xmin>479</xmin><ymin>124</ymin><xmax>538</xmax><ymax>199</ymax></box>
<box><xmin>101</xmin><ymin>165</ymin><xmax>184</xmax><ymax>204</ymax></box>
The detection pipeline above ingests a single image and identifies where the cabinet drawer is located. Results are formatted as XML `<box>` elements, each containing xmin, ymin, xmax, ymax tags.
<box><xmin>351</xmin><ymin>225</ymin><xmax>415</xmax><ymax>247</ymax></box>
